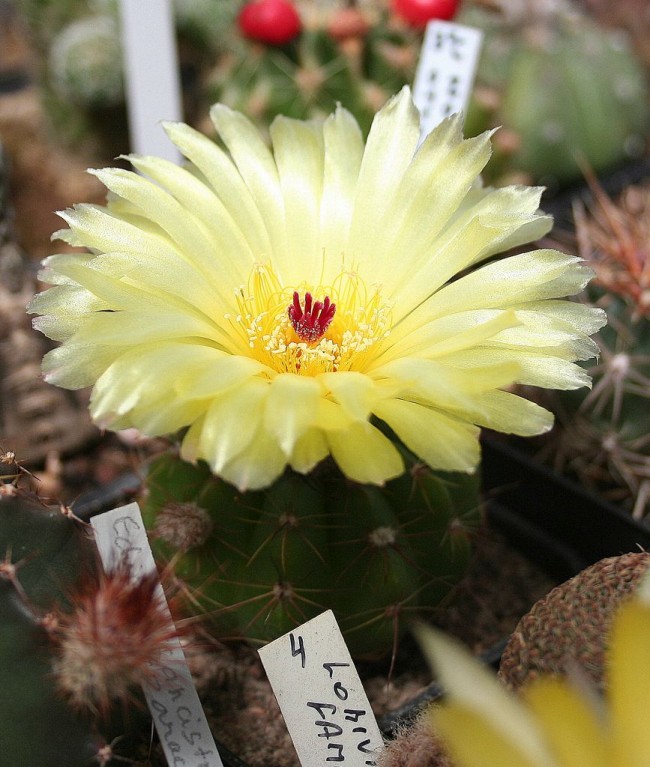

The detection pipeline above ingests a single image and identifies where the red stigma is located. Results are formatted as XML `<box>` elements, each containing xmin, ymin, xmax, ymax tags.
<box><xmin>288</xmin><ymin>291</ymin><xmax>336</xmax><ymax>343</ymax></box>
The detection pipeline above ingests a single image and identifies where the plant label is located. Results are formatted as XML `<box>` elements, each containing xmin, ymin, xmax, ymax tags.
<box><xmin>118</xmin><ymin>0</ymin><xmax>182</xmax><ymax>161</ymax></box>
<box><xmin>258</xmin><ymin>610</ymin><xmax>384</xmax><ymax>767</ymax></box>
<box><xmin>413</xmin><ymin>20</ymin><xmax>483</xmax><ymax>139</ymax></box>
<box><xmin>91</xmin><ymin>503</ymin><xmax>223</xmax><ymax>767</ymax></box>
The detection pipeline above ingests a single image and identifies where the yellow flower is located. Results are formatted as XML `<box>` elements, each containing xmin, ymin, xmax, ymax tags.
<box><xmin>417</xmin><ymin>576</ymin><xmax>650</xmax><ymax>767</ymax></box>
<box><xmin>29</xmin><ymin>88</ymin><xmax>604</xmax><ymax>490</ymax></box>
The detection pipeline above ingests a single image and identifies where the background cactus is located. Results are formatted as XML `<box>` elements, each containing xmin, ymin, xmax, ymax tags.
<box><xmin>141</xmin><ymin>445</ymin><xmax>481</xmax><ymax>659</ymax></box>
<box><xmin>204</xmin><ymin>4</ymin><xmax>417</xmax><ymax>138</ymax></box>
<box><xmin>0</xmin><ymin>481</ymin><xmax>153</xmax><ymax>766</ymax></box>
<box><xmin>539</xmin><ymin>178</ymin><xmax>650</xmax><ymax>519</ymax></box>
<box><xmin>205</xmin><ymin>0</ymin><xmax>649</xmax><ymax>186</ymax></box>
<box><xmin>14</xmin><ymin>0</ymin><xmax>240</xmax><ymax>157</ymax></box>
<box><xmin>458</xmin><ymin>0</ymin><xmax>650</xmax><ymax>187</ymax></box>
<box><xmin>498</xmin><ymin>551</ymin><xmax>650</xmax><ymax>692</ymax></box>
<box><xmin>13</xmin><ymin>0</ymin><xmax>649</xmax><ymax>183</ymax></box>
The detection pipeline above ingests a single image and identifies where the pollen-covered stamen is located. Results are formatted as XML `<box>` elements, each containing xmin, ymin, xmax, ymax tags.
<box><xmin>288</xmin><ymin>291</ymin><xmax>336</xmax><ymax>343</ymax></box>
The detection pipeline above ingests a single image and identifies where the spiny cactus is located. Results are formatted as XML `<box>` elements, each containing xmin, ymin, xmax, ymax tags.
<box><xmin>459</xmin><ymin>0</ymin><xmax>650</xmax><ymax>187</ymax></box>
<box><xmin>498</xmin><ymin>551</ymin><xmax>650</xmax><ymax>692</ymax></box>
<box><xmin>0</xmin><ymin>480</ymin><xmax>159</xmax><ymax>765</ymax></box>
<box><xmin>204</xmin><ymin>4</ymin><xmax>418</xmax><ymax>137</ymax></box>
<box><xmin>542</xmin><ymin>179</ymin><xmax>650</xmax><ymax>518</ymax></box>
<box><xmin>141</xmin><ymin>446</ymin><xmax>481</xmax><ymax>659</ymax></box>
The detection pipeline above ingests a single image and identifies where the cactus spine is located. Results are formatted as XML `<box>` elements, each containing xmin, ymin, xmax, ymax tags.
<box><xmin>543</xmin><ymin>178</ymin><xmax>650</xmax><ymax>518</ymax></box>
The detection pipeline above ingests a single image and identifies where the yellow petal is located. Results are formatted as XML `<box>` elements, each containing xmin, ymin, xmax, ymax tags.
<box><xmin>389</xmin><ymin>187</ymin><xmax>554</xmax><ymax>322</ymax></box>
<box><xmin>91</xmin><ymin>166</ymin><xmax>241</xmax><ymax>297</ymax></box>
<box><xmin>429</xmin><ymin>251</ymin><xmax>594</xmax><ymax>314</ymax></box>
<box><xmin>319</xmin><ymin>371</ymin><xmax>378</xmax><ymax>422</ymax></box>
<box><xmin>198</xmin><ymin>378</ymin><xmax>269</xmax><ymax>474</ymax></box>
<box><xmin>371</xmin><ymin>119</ymin><xmax>493</xmax><ymax>285</ymax></box>
<box><xmin>163</xmin><ymin>120</ymin><xmax>273</xmax><ymax>256</ymax></box>
<box><xmin>319</xmin><ymin>105</ymin><xmax>364</xmax><ymax>267</ymax></box>
<box><xmin>417</xmin><ymin>625</ymin><xmax>554</xmax><ymax>767</ymax></box>
<box><xmin>42</xmin><ymin>342</ymin><xmax>124</xmax><ymax>389</ymax></box>
<box><xmin>264</xmin><ymin>373</ymin><xmax>321</xmax><ymax>456</ymax></box>
<box><xmin>269</xmin><ymin>116</ymin><xmax>324</xmax><ymax>284</ymax></box>
<box><xmin>127</xmin><ymin>153</ymin><xmax>254</xmax><ymax>284</ymax></box>
<box><xmin>441</xmin><ymin>348</ymin><xmax>592</xmax><ymax>390</ymax></box>
<box><xmin>177</xmin><ymin>355</ymin><xmax>267</xmax><ymax>399</ymax></box>
<box><xmin>210</xmin><ymin>104</ymin><xmax>287</xmax><ymax>259</ymax></box>
<box><xmin>66</xmin><ymin>308</ymin><xmax>224</xmax><ymax>349</ymax></box>
<box><xmin>347</xmin><ymin>88</ymin><xmax>420</xmax><ymax>267</ymax></box>
<box><xmin>90</xmin><ymin>342</ymin><xmax>220</xmax><ymax>423</ymax></box>
<box><xmin>219</xmin><ymin>422</ymin><xmax>288</xmax><ymax>491</ymax></box>
<box><xmin>524</xmin><ymin>678</ymin><xmax>608</xmax><ymax>767</ymax></box>
<box><xmin>379</xmin><ymin>309</ymin><xmax>521</xmax><ymax>363</ymax></box>
<box><xmin>370</xmin><ymin>356</ymin><xmax>520</xmax><ymax>406</ymax></box>
<box><xmin>372</xmin><ymin>398</ymin><xmax>480</xmax><ymax>473</ymax></box>
<box><xmin>326</xmin><ymin>420</ymin><xmax>403</xmax><ymax>484</ymax></box>
<box><xmin>433</xmin><ymin>705</ymin><xmax>547</xmax><ymax>767</ymax></box>
<box><xmin>289</xmin><ymin>428</ymin><xmax>329</xmax><ymax>475</ymax></box>
<box><xmin>467</xmin><ymin>390</ymin><xmax>554</xmax><ymax>436</ymax></box>
<box><xmin>608</xmin><ymin>601</ymin><xmax>650</xmax><ymax>766</ymax></box>
<box><xmin>30</xmin><ymin>283</ymin><xmax>109</xmax><ymax>342</ymax></box>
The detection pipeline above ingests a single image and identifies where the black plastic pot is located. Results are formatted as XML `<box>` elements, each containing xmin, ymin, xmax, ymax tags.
<box><xmin>378</xmin><ymin>433</ymin><xmax>650</xmax><ymax>737</ymax></box>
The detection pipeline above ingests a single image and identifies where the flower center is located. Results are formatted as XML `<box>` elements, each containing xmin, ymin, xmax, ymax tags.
<box><xmin>227</xmin><ymin>264</ymin><xmax>391</xmax><ymax>376</ymax></box>
<box><xmin>288</xmin><ymin>291</ymin><xmax>336</xmax><ymax>343</ymax></box>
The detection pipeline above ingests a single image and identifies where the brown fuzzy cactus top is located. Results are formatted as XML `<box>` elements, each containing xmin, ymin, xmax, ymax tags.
<box><xmin>498</xmin><ymin>551</ymin><xmax>650</xmax><ymax>693</ymax></box>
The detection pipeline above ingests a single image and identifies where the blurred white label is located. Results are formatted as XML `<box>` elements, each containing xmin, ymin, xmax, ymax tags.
<box><xmin>258</xmin><ymin>610</ymin><xmax>384</xmax><ymax>767</ymax></box>
<box><xmin>413</xmin><ymin>20</ymin><xmax>483</xmax><ymax>139</ymax></box>
<box><xmin>91</xmin><ymin>503</ymin><xmax>223</xmax><ymax>767</ymax></box>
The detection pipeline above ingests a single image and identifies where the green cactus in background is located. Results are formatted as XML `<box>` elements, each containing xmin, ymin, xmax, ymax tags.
<box><xmin>204</xmin><ymin>4</ymin><xmax>417</xmax><ymax>138</ymax></box>
<box><xmin>459</xmin><ymin>1</ymin><xmax>650</xmax><ymax>187</ymax></box>
<box><xmin>14</xmin><ymin>0</ymin><xmax>240</xmax><ymax>157</ymax></box>
<box><xmin>48</xmin><ymin>14</ymin><xmax>123</xmax><ymax>109</ymax></box>
<box><xmin>141</xmin><ymin>446</ymin><xmax>480</xmax><ymax>659</ymax></box>
<box><xmin>206</xmin><ymin>0</ymin><xmax>649</xmax><ymax>185</ymax></box>
<box><xmin>540</xmin><ymin>179</ymin><xmax>650</xmax><ymax>519</ymax></box>
<box><xmin>0</xmin><ymin>481</ymin><xmax>157</xmax><ymax>765</ymax></box>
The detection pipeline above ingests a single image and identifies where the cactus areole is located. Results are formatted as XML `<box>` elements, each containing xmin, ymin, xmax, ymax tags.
<box><xmin>238</xmin><ymin>0</ymin><xmax>302</xmax><ymax>46</ymax></box>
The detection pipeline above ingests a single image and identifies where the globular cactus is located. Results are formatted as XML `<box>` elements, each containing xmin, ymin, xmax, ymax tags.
<box><xmin>498</xmin><ymin>551</ymin><xmax>650</xmax><ymax>692</ymax></box>
<box><xmin>0</xmin><ymin>482</ymin><xmax>159</xmax><ymax>765</ymax></box>
<box><xmin>204</xmin><ymin>3</ymin><xmax>418</xmax><ymax>137</ymax></box>
<box><xmin>542</xmin><ymin>179</ymin><xmax>650</xmax><ymax>518</ymax></box>
<box><xmin>48</xmin><ymin>14</ymin><xmax>123</xmax><ymax>110</ymax></box>
<box><xmin>459</xmin><ymin>0</ymin><xmax>650</xmax><ymax>187</ymax></box>
<box><xmin>141</xmin><ymin>446</ymin><xmax>481</xmax><ymax>659</ymax></box>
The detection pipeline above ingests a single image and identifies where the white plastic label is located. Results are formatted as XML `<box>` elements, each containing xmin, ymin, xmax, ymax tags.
<box><xmin>412</xmin><ymin>20</ymin><xmax>483</xmax><ymax>139</ymax></box>
<box><xmin>118</xmin><ymin>0</ymin><xmax>183</xmax><ymax>161</ymax></box>
<box><xmin>91</xmin><ymin>503</ymin><xmax>223</xmax><ymax>767</ymax></box>
<box><xmin>258</xmin><ymin>611</ymin><xmax>384</xmax><ymax>767</ymax></box>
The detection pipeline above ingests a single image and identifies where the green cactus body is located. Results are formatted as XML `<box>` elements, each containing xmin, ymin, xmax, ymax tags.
<box><xmin>207</xmin><ymin>28</ymin><xmax>373</xmax><ymax>135</ymax></box>
<box><xmin>142</xmin><ymin>448</ymin><xmax>480</xmax><ymax>658</ymax></box>
<box><xmin>461</xmin><ymin>5</ymin><xmax>650</xmax><ymax>187</ymax></box>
